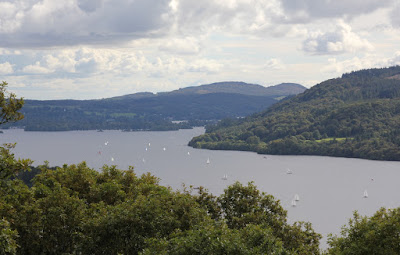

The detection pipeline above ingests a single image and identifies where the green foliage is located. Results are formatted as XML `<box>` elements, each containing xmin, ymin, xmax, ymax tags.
<box><xmin>0</xmin><ymin>81</ymin><xmax>24</xmax><ymax>125</ymax></box>
<box><xmin>141</xmin><ymin>223</ymin><xmax>288</xmax><ymax>255</ymax></box>
<box><xmin>0</xmin><ymin>162</ymin><xmax>322</xmax><ymax>254</ymax></box>
<box><xmin>0</xmin><ymin>144</ymin><xmax>32</xmax><ymax>183</ymax></box>
<box><xmin>0</xmin><ymin>81</ymin><xmax>30</xmax><ymax>183</ymax></box>
<box><xmin>0</xmin><ymin>219</ymin><xmax>18</xmax><ymax>255</ymax></box>
<box><xmin>189</xmin><ymin>66</ymin><xmax>400</xmax><ymax>161</ymax></box>
<box><xmin>326</xmin><ymin>208</ymin><xmax>400</xmax><ymax>255</ymax></box>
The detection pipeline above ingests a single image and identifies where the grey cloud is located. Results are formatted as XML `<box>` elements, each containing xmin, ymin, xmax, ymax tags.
<box><xmin>77</xmin><ymin>0</ymin><xmax>104</xmax><ymax>13</ymax></box>
<box><xmin>0</xmin><ymin>0</ymin><xmax>173</xmax><ymax>48</ymax></box>
<box><xmin>390</xmin><ymin>4</ymin><xmax>400</xmax><ymax>27</ymax></box>
<box><xmin>280</xmin><ymin>0</ymin><xmax>394</xmax><ymax>22</ymax></box>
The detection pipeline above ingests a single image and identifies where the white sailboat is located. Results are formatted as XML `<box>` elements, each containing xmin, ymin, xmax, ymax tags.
<box><xmin>206</xmin><ymin>158</ymin><xmax>210</xmax><ymax>164</ymax></box>
<box><xmin>222</xmin><ymin>174</ymin><xmax>228</xmax><ymax>180</ymax></box>
<box><xmin>286</xmin><ymin>168</ymin><xmax>292</xmax><ymax>174</ymax></box>
<box><xmin>187</xmin><ymin>152</ymin><xmax>190</xmax><ymax>155</ymax></box>
<box><xmin>363</xmin><ymin>190</ymin><xmax>368</xmax><ymax>198</ymax></box>
<box><xmin>294</xmin><ymin>194</ymin><xmax>300</xmax><ymax>201</ymax></box>
<box><xmin>111</xmin><ymin>157</ymin><xmax>114</xmax><ymax>162</ymax></box>
<box><xmin>291</xmin><ymin>199</ymin><xmax>297</xmax><ymax>207</ymax></box>
<box><xmin>163</xmin><ymin>147</ymin><xmax>166</xmax><ymax>151</ymax></box>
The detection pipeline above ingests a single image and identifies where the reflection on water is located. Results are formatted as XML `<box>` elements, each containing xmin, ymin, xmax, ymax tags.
<box><xmin>2</xmin><ymin>127</ymin><xmax>400</xmax><ymax>247</ymax></box>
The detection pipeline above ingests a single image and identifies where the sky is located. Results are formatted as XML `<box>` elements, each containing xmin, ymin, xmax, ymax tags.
<box><xmin>0</xmin><ymin>0</ymin><xmax>400</xmax><ymax>100</ymax></box>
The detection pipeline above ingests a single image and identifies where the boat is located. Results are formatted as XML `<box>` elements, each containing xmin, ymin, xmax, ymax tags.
<box><xmin>187</xmin><ymin>152</ymin><xmax>190</xmax><ymax>155</ymax></box>
<box><xmin>363</xmin><ymin>190</ymin><xmax>368</xmax><ymax>198</ymax></box>
<box><xmin>111</xmin><ymin>157</ymin><xmax>114</xmax><ymax>162</ymax></box>
<box><xmin>163</xmin><ymin>147</ymin><xmax>166</xmax><ymax>151</ymax></box>
<box><xmin>145</xmin><ymin>147</ymin><xmax>148</xmax><ymax>151</ymax></box>
<box><xmin>291</xmin><ymin>199</ymin><xmax>297</xmax><ymax>207</ymax></box>
<box><xmin>222</xmin><ymin>174</ymin><xmax>228</xmax><ymax>180</ymax></box>
<box><xmin>206</xmin><ymin>158</ymin><xmax>210</xmax><ymax>164</ymax></box>
<box><xmin>286</xmin><ymin>168</ymin><xmax>292</xmax><ymax>174</ymax></box>
<box><xmin>294</xmin><ymin>194</ymin><xmax>300</xmax><ymax>201</ymax></box>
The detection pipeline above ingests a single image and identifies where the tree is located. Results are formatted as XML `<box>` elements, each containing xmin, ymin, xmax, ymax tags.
<box><xmin>0</xmin><ymin>82</ymin><xmax>30</xmax><ymax>182</ymax></box>
<box><xmin>326</xmin><ymin>208</ymin><xmax>400</xmax><ymax>255</ymax></box>
<box><xmin>0</xmin><ymin>219</ymin><xmax>18</xmax><ymax>255</ymax></box>
<box><xmin>0</xmin><ymin>81</ymin><xmax>24</xmax><ymax>125</ymax></box>
<box><xmin>141</xmin><ymin>223</ymin><xmax>288</xmax><ymax>255</ymax></box>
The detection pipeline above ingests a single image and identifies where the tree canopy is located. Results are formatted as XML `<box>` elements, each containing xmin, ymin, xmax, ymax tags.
<box><xmin>189</xmin><ymin>66</ymin><xmax>400</xmax><ymax>161</ymax></box>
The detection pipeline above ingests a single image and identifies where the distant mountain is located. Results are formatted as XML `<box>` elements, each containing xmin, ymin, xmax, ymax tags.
<box><xmin>162</xmin><ymin>82</ymin><xmax>306</xmax><ymax>97</ymax></box>
<box><xmin>6</xmin><ymin>82</ymin><xmax>306</xmax><ymax>131</ymax></box>
<box><xmin>189</xmin><ymin>66</ymin><xmax>400</xmax><ymax>161</ymax></box>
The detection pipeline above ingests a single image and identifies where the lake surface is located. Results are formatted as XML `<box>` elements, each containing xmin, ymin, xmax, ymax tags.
<box><xmin>2</xmin><ymin>127</ymin><xmax>400</xmax><ymax>248</ymax></box>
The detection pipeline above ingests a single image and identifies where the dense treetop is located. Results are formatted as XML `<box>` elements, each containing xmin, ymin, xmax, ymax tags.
<box><xmin>189</xmin><ymin>66</ymin><xmax>400</xmax><ymax>161</ymax></box>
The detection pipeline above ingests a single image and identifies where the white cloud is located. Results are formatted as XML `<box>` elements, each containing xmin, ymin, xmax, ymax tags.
<box><xmin>264</xmin><ymin>58</ymin><xmax>285</xmax><ymax>70</ymax></box>
<box><xmin>187</xmin><ymin>59</ymin><xmax>223</xmax><ymax>74</ymax></box>
<box><xmin>0</xmin><ymin>1</ymin><xmax>24</xmax><ymax>33</ymax></box>
<box><xmin>22</xmin><ymin>62</ymin><xmax>52</xmax><ymax>74</ymax></box>
<box><xmin>0</xmin><ymin>62</ymin><xmax>14</xmax><ymax>74</ymax></box>
<box><xmin>321</xmin><ymin>52</ymin><xmax>400</xmax><ymax>74</ymax></box>
<box><xmin>388</xmin><ymin>51</ymin><xmax>400</xmax><ymax>66</ymax></box>
<box><xmin>174</xmin><ymin>0</ymin><xmax>284</xmax><ymax>35</ymax></box>
<box><xmin>0</xmin><ymin>0</ymin><xmax>397</xmax><ymax>48</ymax></box>
<box><xmin>302</xmin><ymin>21</ymin><xmax>374</xmax><ymax>55</ymax></box>
<box><xmin>159</xmin><ymin>37</ymin><xmax>201</xmax><ymax>55</ymax></box>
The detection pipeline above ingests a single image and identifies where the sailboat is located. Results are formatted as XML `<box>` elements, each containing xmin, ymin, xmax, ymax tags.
<box><xmin>286</xmin><ymin>168</ymin><xmax>292</xmax><ymax>174</ymax></box>
<box><xmin>291</xmin><ymin>199</ymin><xmax>297</xmax><ymax>207</ymax></box>
<box><xmin>363</xmin><ymin>190</ymin><xmax>368</xmax><ymax>198</ymax></box>
<box><xmin>294</xmin><ymin>194</ymin><xmax>300</xmax><ymax>201</ymax></box>
<box><xmin>163</xmin><ymin>147</ymin><xmax>166</xmax><ymax>151</ymax></box>
<box><xmin>206</xmin><ymin>158</ymin><xmax>210</xmax><ymax>164</ymax></box>
<box><xmin>222</xmin><ymin>174</ymin><xmax>228</xmax><ymax>180</ymax></box>
<box><xmin>187</xmin><ymin>152</ymin><xmax>190</xmax><ymax>155</ymax></box>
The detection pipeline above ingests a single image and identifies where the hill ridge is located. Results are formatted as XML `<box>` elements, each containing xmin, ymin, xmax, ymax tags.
<box><xmin>189</xmin><ymin>66</ymin><xmax>400</xmax><ymax>161</ymax></box>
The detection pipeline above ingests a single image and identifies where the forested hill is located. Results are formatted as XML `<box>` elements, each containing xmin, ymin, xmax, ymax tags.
<box><xmin>5</xmin><ymin>82</ymin><xmax>306</xmax><ymax>131</ymax></box>
<box><xmin>160</xmin><ymin>82</ymin><xmax>305</xmax><ymax>97</ymax></box>
<box><xmin>189</xmin><ymin>66</ymin><xmax>400</xmax><ymax>161</ymax></box>
<box><xmin>112</xmin><ymin>81</ymin><xmax>305</xmax><ymax>99</ymax></box>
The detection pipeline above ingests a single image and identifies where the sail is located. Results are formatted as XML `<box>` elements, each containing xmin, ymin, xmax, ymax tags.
<box><xmin>363</xmin><ymin>190</ymin><xmax>368</xmax><ymax>198</ymax></box>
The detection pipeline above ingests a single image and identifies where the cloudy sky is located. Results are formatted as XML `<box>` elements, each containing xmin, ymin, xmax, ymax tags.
<box><xmin>0</xmin><ymin>0</ymin><xmax>399</xmax><ymax>99</ymax></box>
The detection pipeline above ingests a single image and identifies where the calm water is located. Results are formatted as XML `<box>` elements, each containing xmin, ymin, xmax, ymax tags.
<box><xmin>2</xmin><ymin>127</ymin><xmax>400</xmax><ymax>248</ymax></box>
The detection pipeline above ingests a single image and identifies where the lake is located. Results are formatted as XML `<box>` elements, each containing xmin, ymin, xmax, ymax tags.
<box><xmin>2</xmin><ymin>127</ymin><xmax>400</xmax><ymax>248</ymax></box>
